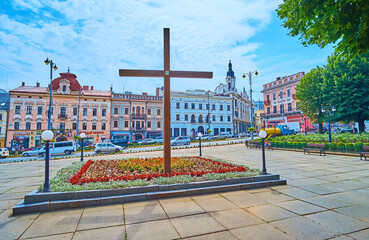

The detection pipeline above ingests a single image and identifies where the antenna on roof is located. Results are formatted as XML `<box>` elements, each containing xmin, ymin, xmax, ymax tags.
<box><xmin>67</xmin><ymin>67</ymin><xmax>70</xmax><ymax>73</ymax></box>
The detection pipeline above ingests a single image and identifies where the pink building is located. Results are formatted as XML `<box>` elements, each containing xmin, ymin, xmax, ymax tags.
<box><xmin>261</xmin><ymin>72</ymin><xmax>313</xmax><ymax>132</ymax></box>
<box><xmin>7</xmin><ymin>71</ymin><xmax>111</xmax><ymax>150</ymax></box>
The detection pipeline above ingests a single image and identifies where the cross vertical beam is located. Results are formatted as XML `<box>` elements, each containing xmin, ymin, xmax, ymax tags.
<box><xmin>163</xmin><ymin>28</ymin><xmax>171</xmax><ymax>174</ymax></box>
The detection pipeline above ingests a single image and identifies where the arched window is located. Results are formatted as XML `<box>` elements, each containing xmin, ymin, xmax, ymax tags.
<box><xmin>198</xmin><ymin>115</ymin><xmax>203</xmax><ymax>123</ymax></box>
<box><xmin>136</xmin><ymin>106</ymin><xmax>140</xmax><ymax>115</ymax></box>
<box><xmin>62</xmin><ymin>85</ymin><xmax>67</xmax><ymax>92</ymax></box>
<box><xmin>191</xmin><ymin>114</ymin><xmax>196</xmax><ymax>123</ymax></box>
<box><xmin>132</xmin><ymin>107</ymin><xmax>135</xmax><ymax>115</ymax></box>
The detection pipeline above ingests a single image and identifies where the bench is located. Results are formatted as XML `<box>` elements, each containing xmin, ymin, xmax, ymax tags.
<box><xmin>360</xmin><ymin>146</ymin><xmax>369</xmax><ymax>160</ymax></box>
<box><xmin>304</xmin><ymin>143</ymin><xmax>326</xmax><ymax>156</ymax></box>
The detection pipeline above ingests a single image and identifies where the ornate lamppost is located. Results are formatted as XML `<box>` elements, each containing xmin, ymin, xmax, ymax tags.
<box><xmin>80</xmin><ymin>133</ymin><xmax>86</xmax><ymax>162</ymax></box>
<box><xmin>242</xmin><ymin>70</ymin><xmax>258</xmax><ymax>140</ymax></box>
<box><xmin>44</xmin><ymin>58</ymin><xmax>58</xmax><ymax>130</ymax></box>
<box><xmin>197</xmin><ymin>132</ymin><xmax>202</xmax><ymax>156</ymax></box>
<box><xmin>259</xmin><ymin>130</ymin><xmax>267</xmax><ymax>175</ymax></box>
<box><xmin>321</xmin><ymin>106</ymin><xmax>336</xmax><ymax>142</ymax></box>
<box><xmin>41</xmin><ymin>130</ymin><xmax>54</xmax><ymax>192</ymax></box>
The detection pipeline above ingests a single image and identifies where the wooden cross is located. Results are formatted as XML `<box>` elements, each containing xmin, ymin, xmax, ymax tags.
<box><xmin>119</xmin><ymin>28</ymin><xmax>213</xmax><ymax>174</ymax></box>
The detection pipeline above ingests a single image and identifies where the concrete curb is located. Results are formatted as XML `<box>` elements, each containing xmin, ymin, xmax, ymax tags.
<box><xmin>13</xmin><ymin>174</ymin><xmax>286</xmax><ymax>215</ymax></box>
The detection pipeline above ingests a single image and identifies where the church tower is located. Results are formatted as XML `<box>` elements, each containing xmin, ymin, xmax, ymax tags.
<box><xmin>226</xmin><ymin>60</ymin><xmax>236</xmax><ymax>92</ymax></box>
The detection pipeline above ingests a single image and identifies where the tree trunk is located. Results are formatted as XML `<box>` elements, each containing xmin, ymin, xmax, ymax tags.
<box><xmin>319</xmin><ymin>123</ymin><xmax>323</xmax><ymax>134</ymax></box>
<box><xmin>358</xmin><ymin>118</ymin><xmax>365</xmax><ymax>133</ymax></box>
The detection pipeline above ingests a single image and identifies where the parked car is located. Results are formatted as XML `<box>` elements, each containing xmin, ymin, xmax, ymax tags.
<box><xmin>214</xmin><ymin>134</ymin><xmax>227</xmax><ymax>140</ymax></box>
<box><xmin>94</xmin><ymin>143</ymin><xmax>125</xmax><ymax>154</ymax></box>
<box><xmin>198</xmin><ymin>134</ymin><xmax>213</xmax><ymax>141</ymax></box>
<box><xmin>0</xmin><ymin>148</ymin><xmax>9</xmax><ymax>158</ymax></box>
<box><xmin>111</xmin><ymin>139</ymin><xmax>128</xmax><ymax>148</ymax></box>
<box><xmin>171</xmin><ymin>136</ymin><xmax>191</xmax><ymax>146</ymax></box>
<box><xmin>38</xmin><ymin>141</ymin><xmax>76</xmax><ymax>157</ymax></box>
<box><xmin>154</xmin><ymin>137</ymin><xmax>164</xmax><ymax>143</ymax></box>
<box><xmin>139</xmin><ymin>138</ymin><xmax>156</xmax><ymax>145</ymax></box>
<box><xmin>340</xmin><ymin>128</ymin><xmax>354</xmax><ymax>133</ymax></box>
<box><xmin>22</xmin><ymin>147</ymin><xmax>42</xmax><ymax>157</ymax></box>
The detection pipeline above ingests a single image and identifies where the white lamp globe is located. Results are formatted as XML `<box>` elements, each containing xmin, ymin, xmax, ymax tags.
<box><xmin>197</xmin><ymin>132</ymin><xmax>203</xmax><ymax>138</ymax></box>
<box><xmin>41</xmin><ymin>130</ymin><xmax>54</xmax><ymax>141</ymax></box>
<box><xmin>80</xmin><ymin>133</ymin><xmax>86</xmax><ymax>138</ymax></box>
<box><xmin>259</xmin><ymin>131</ymin><xmax>267</xmax><ymax>139</ymax></box>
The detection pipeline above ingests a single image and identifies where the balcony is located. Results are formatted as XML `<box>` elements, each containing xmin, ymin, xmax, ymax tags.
<box><xmin>261</xmin><ymin>110</ymin><xmax>302</xmax><ymax>119</ymax></box>
<box><xmin>131</xmin><ymin>114</ymin><xmax>147</xmax><ymax>119</ymax></box>
<box><xmin>292</xmin><ymin>94</ymin><xmax>297</xmax><ymax>100</ymax></box>
<box><xmin>264</xmin><ymin>100</ymin><xmax>271</xmax><ymax>105</ymax></box>
<box><xmin>58</xmin><ymin>113</ymin><xmax>68</xmax><ymax>119</ymax></box>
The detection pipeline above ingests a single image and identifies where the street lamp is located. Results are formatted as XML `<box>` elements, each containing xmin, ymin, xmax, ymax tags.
<box><xmin>321</xmin><ymin>106</ymin><xmax>336</xmax><ymax>142</ymax></box>
<box><xmin>41</xmin><ymin>130</ymin><xmax>54</xmax><ymax>192</ymax></box>
<box><xmin>242</xmin><ymin>70</ymin><xmax>258</xmax><ymax>140</ymax></box>
<box><xmin>279</xmin><ymin>91</ymin><xmax>286</xmax><ymax>124</ymax></box>
<box><xmin>197</xmin><ymin>132</ymin><xmax>202</xmax><ymax>157</ymax></box>
<box><xmin>260</xmin><ymin>116</ymin><xmax>266</xmax><ymax>129</ymax></box>
<box><xmin>258</xmin><ymin>130</ymin><xmax>267</xmax><ymax>175</ymax></box>
<box><xmin>44</xmin><ymin>58</ymin><xmax>58</xmax><ymax>130</ymax></box>
<box><xmin>80</xmin><ymin>133</ymin><xmax>86</xmax><ymax>162</ymax></box>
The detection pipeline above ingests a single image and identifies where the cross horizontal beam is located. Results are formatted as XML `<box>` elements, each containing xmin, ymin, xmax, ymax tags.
<box><xmin>119</xmin><ymin>69</ymin><xmax>213</xmax><ymax>79</ymax></box>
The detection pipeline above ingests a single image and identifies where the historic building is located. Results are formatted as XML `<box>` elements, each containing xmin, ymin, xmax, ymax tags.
<box><xmin>0</xmin><ymin>90</ymin><xmax>9</xmax><ymax>147</ymax></box>
<box><xmin>170</xmin><ymin>89</ymin><xmax>233</xmax><ymax>137</ymax></box>
<box><xmin>110</xmin><ymin>92</ymin><xmax>163</xmax><ymax>142</ymax></box>
<box><xmin>261</xmin><ymin>72</ymin><xmax>313</xmax><ymax>131</ymax></box>
<box><xmin>7</xmin><ymin>71</ymin><xmax>111</xmax><ymax>150</ymax></box>
<box><xmin>254</xmin><ymin>100</ymin><xmax>265</xmax><ymax>129</ymax></box>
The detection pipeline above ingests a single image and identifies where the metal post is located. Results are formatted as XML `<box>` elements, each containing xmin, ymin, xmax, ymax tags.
<box><xmin>199</xmin><ymin>138</ymin><xmax>202</xmax><ymax>156</ymax></box>
<box><xmin>305</xmin><ymin>118</ymin><xmax>307</xmax><ymax>135</ymax></box>
<box><xmin>47</xmin><ymin>61</ymin><xmax>53</xmax><ymax>130</ymax></box>
<box><xmin>249</xmin><ymin>72</ymin><xmax>254</xmax><ymax>141</ymax></box>
<box><xmin>43</xmin><ymin>141</ymin><xmax>50</xmax><ymax>192</ymax></box>
<box><xmin>163</xmin><ymin>28</ymin><xmax>171</xmax><ymax>174</ymax></box>
<box><xmin>328</xmin><ymin>113</ymin><xmax>332</xmax><ymax>142</ymax></box>
<box><xmin>207</xmin><ymin>90</ymin><xmax>210</xmax><ymax>132</ymax></box>
<box><xmin>261</xmin><ymin>138</ymin><xmax>267</xmax><ymax>175</ymax></box>
<box><xmin>80</xmin><ymin>138</ymin><xmax>84</xmax><ymax>162</ymax></box>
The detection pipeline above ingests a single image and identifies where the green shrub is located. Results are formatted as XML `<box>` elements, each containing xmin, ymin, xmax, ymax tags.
<box><xmin>345</xmin><ymin>143</ymin><xmax>354</xmax><ymax>152</ymax></box>
<box><xmin>354</xmin><ymin>142</ymin><xmax>363</xmax><ymax>151</ymax></box>
<box><xmin>329</xmin><ymin>142</ymin><xmax>337</xmax><ymax>150</ymax></box>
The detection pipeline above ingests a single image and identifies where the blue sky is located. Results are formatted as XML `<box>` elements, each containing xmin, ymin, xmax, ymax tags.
<box><xmin>0</xmin><ymin>0</ymin><xmax>333</xmax><ymax>100</ymax></box>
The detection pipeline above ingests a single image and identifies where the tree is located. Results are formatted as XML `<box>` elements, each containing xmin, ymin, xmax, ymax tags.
<box><xmin>295</xmin><ymin>67</ymin><xmax>326</xmax><ymax>133</ymax></box>
<box><xmin>324</xmin><ymin>52</ymin><xmax>369</xmax><ymax>132</ymax></box>
<box><xmin>277</xmin><ymin>0</ymin><xmax>369</xmax><ymax>57</ymax></box>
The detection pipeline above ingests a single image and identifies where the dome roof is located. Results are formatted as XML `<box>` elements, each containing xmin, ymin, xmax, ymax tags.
<box><xmin>227</xmin><ymin>60</ymin><xmax>235</xmax><ymax>78</ymax></box>
<box><xmin>51</xmin><ymin>72</ymin><xmax>82</xmax><ymax>91</ymax></box>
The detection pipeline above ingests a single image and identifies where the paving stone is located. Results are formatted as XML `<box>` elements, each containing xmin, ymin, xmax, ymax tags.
<box><xmin>271</xmin><ymin>216</ymin><xmax>340</xmax><ymax>240</ymax></box>
<box><xmin>0</xmin><ymin>218</ymin><xmax>35</xmax><ymax>239</ymax></box>
<box><xmin>194</xmin><ymin>196</ymin><xmax>238</xmax><ymax>212</ymax></box>
<box><xmin>302</xmin><ymin>195</ymin><xmax>352</xmax><ymax>209</ymax></box>
<box><xmin>21</xmin><ymin>232</ymin><xmax>74</xmax><ymax>240</ymax></box>
<box><xmin>160</xmin><ymin>198</ymin><xmax>205</xmax><ymax>218</ymax></box>
<box><xmin>83</xmin><ymin>204</ymin><xmax>122</xmax><ymax>213</ymax></box>
<box><xmin>77</xmin><ymin>209</ymin><xmax>124</xmax><ymax>230</ymax></box>
<box><xmin>171</xmin><ymin>213</ymin><xmax>225</xmax><ymax>238</ymax></box>
<box><xmin>73</xmin><ymin>225</ymin><xmax>125</xmax><ymax>240</ymax></box>
<box><xmin>210</xmin><ymin>208</ymin><xmax>263</xmax><ymax>229</ymax></box>
<box><xmin>221</xmin><ymin>191</ymin><xmax>268</xmax><ymax>208</ymax></box>
<box><xmin>126</xmin><ymin>219</ymin><xmax>179</xmax><ymax>240</ymax></box>
<box><xmin>230</xmin><ymin>223</ymin><xmax>295</xmax><ymax>240</ymax></box>
<box><xmin>22</xmin><ymin>209</ymin><xmax>83</xmax><ymax>239</ymax></box>
<box><xmin>246</xmin><ymin>204</ymin><xmax>297</xmax><ymax>222</ymax></box>
<box><xmin>124</xmin><ymin>203</ymin><xmax>167</xmax><ymax>224</ymax></box>
<box><xmin>306</xmin><ymin>211</ymin><xmax>368</xmax><ymax>234</ymax></box>
<box><xmin>328</xmin><ymin>235</ymin><xmax>355</xmax><ymax>240</ymax></box>
<box><xmin>335</xmin><ymin>205</ymin><xmax>369</xmax><ymax>223</ymax></box>
<box><xmin>276</xmin><ymin>200</ymin><xmax>325</xmax><ymax>215</ymax></box>
<box><xmin>184</xmin><ymin>231</ymin><xmax>238</xmax><ymax>240</ymax></box>
<box><xmin>276</xmin><ymin>186</ymin><xmax>317</xmax><ymax>198</ymax></box>
<box><xmin>251</xmin><ymin>190</ymin><xmax>295</xmax><ymax>203</ymax></box>
<box><xmin>348</xmin><ymin>229</ymin><xmax>369</xmax><ymax>240</ymax></box>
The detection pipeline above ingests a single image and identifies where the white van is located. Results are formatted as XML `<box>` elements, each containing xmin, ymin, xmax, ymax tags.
<box><xmin>39</xmin><ymin>141</ymin><xmax>76</xmax><ymax>157</ymax></box>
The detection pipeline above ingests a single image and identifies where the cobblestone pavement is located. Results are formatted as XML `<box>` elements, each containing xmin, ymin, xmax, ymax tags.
<box><xmin>1</xmin><ymin>144</ymin><xmax>369</xmax><ymax>239</ymax></box>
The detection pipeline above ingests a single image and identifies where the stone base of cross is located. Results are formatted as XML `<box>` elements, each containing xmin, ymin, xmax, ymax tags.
<box><xmin>119</xmin><ymin>28</ymin><xmax>213</xmax><ymax>174</ymax></box>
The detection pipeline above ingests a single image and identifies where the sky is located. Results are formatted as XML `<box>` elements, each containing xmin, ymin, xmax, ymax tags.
<box><xmin>0</xmin><ymin>0</ymin><xmax>334</xmax><ymax>100</ymax></box>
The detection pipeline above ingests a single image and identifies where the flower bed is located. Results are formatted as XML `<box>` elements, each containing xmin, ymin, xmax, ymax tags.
<box><xmin>70</xmin><ymin>157</ymin><xmax>248</xmax><ymax>185</ymax></box>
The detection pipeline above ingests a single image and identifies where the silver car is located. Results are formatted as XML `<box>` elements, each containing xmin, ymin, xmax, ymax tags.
<box><xmin>171</xmin><ymin>136</ymin><xmax>191</xmax><ymax>146</ymax></box>
<box><xmin>22</xmin><ymin>147</ymin><xmax>42</xmax><ymax>157</ymax></box>
<box><xmin>94</xmin><ymin>143</ymin><xmax>124</xmax><ymax>154</ymax></box>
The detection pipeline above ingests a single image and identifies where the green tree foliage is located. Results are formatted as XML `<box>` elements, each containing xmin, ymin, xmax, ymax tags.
<box><xmin>295</xmin><ymin>67</ymin><xmax>325</xmax><ymax>132</ymax></box>
<box><xmin>324</xmin><ymin>52</ymin><xmax>369</xmax><ymax>132</ymax></box>
<box><xmin>277</xmin><ymin>0</ymin><xmax>369</xmax><ymax>57</ymax></box>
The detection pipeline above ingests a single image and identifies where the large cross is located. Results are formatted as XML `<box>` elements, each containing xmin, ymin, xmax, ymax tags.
<box><xmin>119</xmin><ymin>28</ymin><xmax>213</xmax><ymax>174</ymax></box>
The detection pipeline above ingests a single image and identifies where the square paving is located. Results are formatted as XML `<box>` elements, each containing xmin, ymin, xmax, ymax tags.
<box><xmin>1</xmin><ymin>144</ymin><xmax>369</xmax><ymax>239</ymax></box>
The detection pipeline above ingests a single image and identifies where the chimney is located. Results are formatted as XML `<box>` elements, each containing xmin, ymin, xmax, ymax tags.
<box><xmin>83</xmin><ymin>85</ymin><xmax>89</xmax><ymax>90</ymax></box>
<box><xmin>36</xmin><ymin>82</ymin><xmax>40</xmax><ymax>87</ymax></box>
<box><xmin>142</xmin><ymin>92</ymin><xmax>147</xmax><ymax>96</ymax></box>
<box><xmin>22</xmin><ymin>82</ymin><xmax>25</xmax><ymax>86</ymax></box>
<box><xmin>90</xmin><ymin>86</ymin><xmax>94</xmax><ymax>90</ymax></box>
<box><xmin>156</xmin><ymin>87</ymin><xmax>160</xmax><ymax>96</ymax></box>
<box><xmin>276</xmin><ymin>77</ymin><xmax>281</xmax><ymax>80</ymax></box>
<box><xmin>110</xmin><ymin>86</ymin><xmax>113</xmax><ymax>91</ymax></box>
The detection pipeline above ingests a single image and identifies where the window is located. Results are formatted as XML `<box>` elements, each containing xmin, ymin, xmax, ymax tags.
<box><xmin>60</xmin><ymin>122</ymin><xmax>65</xmax><ymax>129</ymax></box>
<box><xmin>288</xmin><ymin>103</ymin><xmax>292</xmax><ymax>111</ymax></box>
<box><xmin>280</xmin><ymin>105</ymin><xmax>284</xmax><ymax>113</ymax></box>
<box><xmin>92</xmin><ymin>123</ymin><xmax>97</xmax><ymax>130</ymax></box>
<box><xmin>102</xmin><ymin>108</ymin><xmax>106</xmax><ymax>116</ymax></box>
<box><xmin>212</xmin><ymin>115</ymin><xmax>216</xmax><ymax>121</ymax></box>
<box><xmin>266</xmin><ymin>94</ymin><xmax>270</xmax><ymax>101</ymax></box>
<box><xmin>206</xmin><ymin>104</ymin><xmax>209</xmax><ymax>110</ymax></box>
<box><xmin>176</xmin><ymin>114</ymin><xmax>180</xmax><ymax>121</ymax></box>
<box><xmin>273</xmin><ymin>106</ymin><xmax>277</xmax><ymax>113</ymax></box>
<box><xmin>37</xmin><ymin>106</ymin><xmax>43</xmax><ymax>115</ymax></box>
<box><xmin>26</xmin><ymin>106</ymin><xmax>32</xmax><ymax>114</ymax></box>
<box><xmin>62</xmin><ymin>85</ymin><xmax>67</xmax><ymax>92</ymax></box>
<box><xmin>227</xmin><ymin>105</ymin><xmax>231</xmax><ymax>111</ymax></box>
<box><xmin>114</xmin><ymin>107</ymin><xmax>119</xmax><ymax>114</ymax></box>
<box><xmin>14</xmin><ymin>122</ymin><xmax>19</xmax><ymax>130</ymax></box>
<box><xmin>184</xmin><ymin>114</ymin><xmax>188</xmax><ymax>121</ymax></box>
<box><xmin>176</xmin><ymin>102</ymin><xmax>180</xmax><ymax>109</ymax></box>
<box><xmin>273</xmin><ymin>92</ymin><xmax>276</xmax><ymax>100</ymax></box>
<box><xmin>101</xmin><ymin>123</ymin><xmax>106</xmax><ymax>130</ymax></box>
<box><xmin>287</xmin><ymin>88</ymin><xmax>291</xmax><ymax>97</ymax></box>
<box><xmin>157</xmin><ymin>121</ymin><xmax>161</xmax><ymax>128</ymax></box>
<box><xmin>148</xmin><ymin>109</ymin><xmax>151</xmax><ymax>115</ymax></box>
<box><xmin>73</xmin><ymin>107</ymin><xmax>77</xmax><ymax>116</ymax></box>
<box><xmin>132</xmin><ymin>107</ymin><xmax>135</xmax><ymax>115</ymax></box>
<box><xmin>124</xmin><ymin>121</ymin><xmax>128</xmax><ymax>128</ymax></box>
<box><xmin>279</xmin><ymin>90</ymin><xmax>284</xmax><ymax>99</ymax></box>
<box><xmin>114</xmin><ymin>121</ymin><xmax>118</xmax><ymax>128</ymax></box>
<box><xmin>36</xmin><ymin>122</ymin><xmax>42</xmax><ymax>130</ymax></box>
<box><xmin>157</xmin><ymin>109</ymin><xmax>161</xmax><ymax>116</ymax></box>
<box><xmin>199</xmin><ymin>103</ymin><xmax>202</xmax><ymax>110</ymax></box>
<box><xmin>26</xmin><ymin>122</ymin><xmax>31</xmax><ymax>130</ymax></box>
<box><xmin>141</xmin><ymin>121</ymin><xmax>144</xmax><ymax>128</ymax></box>
<box><xmin>72</xmin><ymin>122</ymin><xmax>77</xmax><ymax>130</ymax></box>
<box><xmin>83</xmin><ymin>108</ymin><xmax>87</xmax><ymax>116</ymax></box>
<box><xmin>60</xmin><ymin>107</ymin><xmax>66</xmax><ymax>114</ymax></box>
<box><xmin>92</xmin><ymin>108</ymin><xmax>97</xmax><ymax>116</ymax></box>
<box><xmin>220</xmin><ymin>115</ymin><xmax>223</xmax><ymax>122</ymax></box>
<box><xmin>15</xmin><ymin>106</ymin><xmax>21</xmax><ymax>114</ymax></box>
<box><xmin>125</xmin><ymin>108</ymin><xmax>129</xmax><ymax>114</ymax></box>
<box><xmin>267</xmin><ymin>107</ymin><xmax>270</xmax><ymax>114</ymax></box>
<box><xmin>147</xmin><ymin>121</ymin><xmax>151</xmax><ymax>128</ymax></box>
<box><xmin>227</xmin><ymin>116</ymin><xmax>231</xmax><ymax>122</ymax></box>
<box><xmin>220</xmin><ymin>105</ymin><xmax>223</xmax><ymax>111</ymax></box>
<box><xmin>82</xmin><ymin>123</ymin><xmax>87</xmax><ymax>130</ymax></box>
<box><xmin>212</xmin><ymin>104</ymin><xmax>215</xmax><ymax>110</ymax></box>
<box><xmin>184</xmin><ymin>103</ymin><xmax>188</xmax><ymax>109</ymax></box>
<box><xmin>0</xmin><ymin>114</ymin><xmax>2</xmax><ymax>120</ymax></box>
<box><xmin>191</xmin><ymin>103</ymin><xmax>195</xmax><ymax>109</ymax></box>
